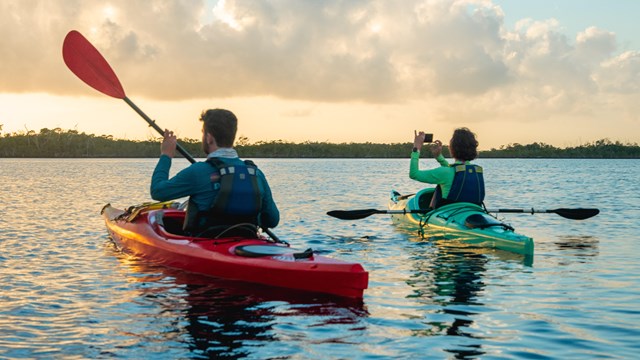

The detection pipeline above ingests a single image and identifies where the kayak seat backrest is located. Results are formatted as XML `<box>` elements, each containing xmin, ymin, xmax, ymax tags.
<box><xmin>160</xmin><ymin>212</ymin><xmax>186</xmax><ymax>235</ymax></box>
<box><xmin>464</xmin><ymin>214</ymin><xmax>514</xmax><ymax>231</ymax></box>
<box><xmin>418</xmin><ymin>191</ymin><xmax>433</xmax><ymax>210</ymax></box>
<box><xmin>234</xmin><ymin>245</ymin><xmax>314</xmax><ymax>259</ymax></box>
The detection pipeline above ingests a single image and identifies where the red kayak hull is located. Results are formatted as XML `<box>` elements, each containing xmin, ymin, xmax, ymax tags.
<box><xmin>101</xmin><ymin>205</ymin><xmax>368</xmax><ymax>298</ymax></box>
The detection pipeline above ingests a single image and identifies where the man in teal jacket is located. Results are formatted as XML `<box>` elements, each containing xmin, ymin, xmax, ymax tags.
<box><xmin>151</xmin><ymin>109</ymin><xmax>279</xmax><ymax>236</ymax></box>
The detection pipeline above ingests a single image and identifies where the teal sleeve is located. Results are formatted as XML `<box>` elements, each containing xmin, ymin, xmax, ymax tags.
<box><xmin>150</xmin><ymin>155</ymin><xmax>199</xmax><ymax>201</ymax></box>
<box><xmin>257</xmin><ymin>169</ymin><xmax>280</xmax><ymax>228</ymax></box>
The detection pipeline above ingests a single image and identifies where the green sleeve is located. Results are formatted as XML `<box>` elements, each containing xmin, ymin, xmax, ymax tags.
<box><xmin>435</xmin><ymin>154</ymin><xmax>449</xmax><ymax>167</ymax></box>
<box><xmin>409</xmin><ymin>151</ymin><xmax>452</xmax><ymax>186</ymax></box>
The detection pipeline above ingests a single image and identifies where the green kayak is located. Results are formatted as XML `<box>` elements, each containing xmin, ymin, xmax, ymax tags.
<box><xmin>389</xmin><ymin>188</ymin><xmax>534</xmax><ymax>256</ymax></box>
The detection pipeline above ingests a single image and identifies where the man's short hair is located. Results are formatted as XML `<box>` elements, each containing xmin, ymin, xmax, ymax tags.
<box><xmin>200</xmin><ymin>109</ymin><xmax>238</xmax><ymax>148</ymax></box>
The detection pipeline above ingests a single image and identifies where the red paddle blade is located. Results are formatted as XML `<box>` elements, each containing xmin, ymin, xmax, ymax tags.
<box><xmin>62</xmin><ymin>30</ymin><xmax>126</xmax><ymax>99</ymax></box>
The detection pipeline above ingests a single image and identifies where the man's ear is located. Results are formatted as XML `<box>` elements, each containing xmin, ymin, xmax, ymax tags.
<box><xmin>205</xmin><ymin>132</ymin><xmax>216</xmax><ymax>146</ymax></box>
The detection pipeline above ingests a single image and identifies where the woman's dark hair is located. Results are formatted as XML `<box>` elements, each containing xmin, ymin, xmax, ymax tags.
<box><xmin>200</xmin><ymin>109</ymin><xmax>238</xmax><ymax>147</ymax></box>
<box><xmin>449</xmin><ymin>127</ymin><xmax>478</xmax><ymax>161</ymax></box>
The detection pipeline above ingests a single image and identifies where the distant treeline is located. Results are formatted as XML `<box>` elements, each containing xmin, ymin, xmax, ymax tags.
<box><xmin>1</xmin><ymin>127</ymin><xmax>639</xmax><ymax>158</ymax></box>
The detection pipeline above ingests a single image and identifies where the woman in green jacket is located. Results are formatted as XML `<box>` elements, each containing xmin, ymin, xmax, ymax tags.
<box><xmin>410</xmin><ymin>127</ymin><xmax>485</xmax><ymax>209</ymax></box>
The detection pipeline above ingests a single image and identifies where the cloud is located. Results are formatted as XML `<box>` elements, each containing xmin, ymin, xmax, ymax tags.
<box><xmin>0</xmin><ymin>0</ymin><xmax>638</xmax><ymax>124</ymax></box>
<box><xmin>595</xmin><ymin>51</ymin><xmax>640</xmax><ymax>93</ymax></box>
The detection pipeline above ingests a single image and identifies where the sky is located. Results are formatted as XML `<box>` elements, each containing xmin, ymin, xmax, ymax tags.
<box><xmin>1</xmin><ymin>0</ymin><xmax>639</xmax><ymax>150</ymax></box>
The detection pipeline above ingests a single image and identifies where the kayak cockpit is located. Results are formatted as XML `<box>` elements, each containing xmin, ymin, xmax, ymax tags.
<box><xmin>153</xmin><ymin>209</ymin><xmax>261</xmax><ymax>240</ymax></box>
<box><xmin>464</xmin><ymin>213</ymin><xmax>514</xmax><ymax>231</ymax></box>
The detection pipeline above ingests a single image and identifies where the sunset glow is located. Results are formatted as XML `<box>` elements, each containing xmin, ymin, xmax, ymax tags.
<box><xmin>1</xmin><ymin>0</ymin><xmax>638</xmax><ymax>150</ymax></box>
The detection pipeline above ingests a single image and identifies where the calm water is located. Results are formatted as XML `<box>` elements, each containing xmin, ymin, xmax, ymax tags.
<box><xmin>1</xmin><ymin>158</ymin><xmax>639</xmax><ymax>359</ymax></box>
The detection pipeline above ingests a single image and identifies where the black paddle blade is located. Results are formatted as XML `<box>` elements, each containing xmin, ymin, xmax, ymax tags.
<box><xmin>551</xmin><ymin>208</ymin><xmax>600</xmax><ymax>220</ymax></box>
<box><xmin>327</xmin><ymin>209</ymin><xmax>382</xmax><ymax>220</ymax></box>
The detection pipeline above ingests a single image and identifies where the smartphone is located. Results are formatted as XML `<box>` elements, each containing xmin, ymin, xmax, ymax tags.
<box><xmin>423</xmin><ymin>133</ymin><xmax>433</xmax><ymax>143</ymax></box>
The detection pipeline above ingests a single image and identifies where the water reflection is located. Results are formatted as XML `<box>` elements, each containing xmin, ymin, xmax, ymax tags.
<box><xmin>392</xmin><ymin>228</ymin><xmax>531</xmax><ymax>358</ymax></box>
<box><xmin>106</xmin><ymin>242</ymin><xmax>368</xmax><ymax>358</ymax></box>
<box><xmin>402</xmin><ymin>237</ymin><xmax>487</xmax><ymax>358</ymax></box>
<box><xmin>553</xmin><ymin>235</ymin><xmax>599</xmax><ymax>257</ymax></box>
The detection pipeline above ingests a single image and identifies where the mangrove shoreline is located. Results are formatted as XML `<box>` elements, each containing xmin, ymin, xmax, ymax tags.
<box><xmin>1</xmin><ymin>128</ymin><xmax>639</xmax><ymax>159</ymax></box>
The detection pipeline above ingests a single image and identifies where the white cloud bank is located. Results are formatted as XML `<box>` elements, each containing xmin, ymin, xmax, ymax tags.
<box><xmin>1</xmin><ymin>0</ymin><xmax>638</xmax><ymax>128</ymax></box>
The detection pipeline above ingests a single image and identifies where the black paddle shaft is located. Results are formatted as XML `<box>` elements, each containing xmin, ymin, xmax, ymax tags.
<box><xmin>326</xmin><ymin>209</ymin><xmax>428</xmax><ymax>220</ymax></box>
<box><xmin>487</xmin><ymin>207</ymin><xmax>600</xmax><ymax>220</ymax></box>
<box><xmin>123</xmin><ymin>97</ymin><xmax>196</xmax><ymax>164</ymax></box>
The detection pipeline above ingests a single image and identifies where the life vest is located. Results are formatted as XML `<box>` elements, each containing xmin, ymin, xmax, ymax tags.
<box><xmin>434</xmin><ymin>163</ymin><xmax>485</xmax><ymax>207</ymax></box>
<box><xmin>186</xmin><ymin>158</ymin><xmax>263</xmax><ymax>236</ymax></box>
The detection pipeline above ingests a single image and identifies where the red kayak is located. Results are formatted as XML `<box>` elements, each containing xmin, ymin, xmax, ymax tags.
<box><xmin>101</xmin><ymin>203</ymin><xmax>368</xmax><ymax>298</ymax></box>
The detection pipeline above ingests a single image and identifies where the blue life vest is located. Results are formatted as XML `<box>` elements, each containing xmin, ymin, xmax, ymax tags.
<box><xmin>434</xmin><ymin>164</ymin><xmax>485</xmax><ymax>207</ymax></box>
<box><xmin>207</xmin><ymin>158</ymin><xmax>261</xmax><ymax>217</ymax></box>
<box><xmin>189</xmin><ymin>158</ymin><xmax>263</xmax><ymax>235</ymax></box>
